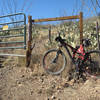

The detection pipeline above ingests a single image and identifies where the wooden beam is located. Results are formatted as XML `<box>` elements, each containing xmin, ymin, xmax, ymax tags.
<box><xmin>32</xmin><ymin>15</ymin><xmax>79</xmax><ymax>23</ymax></box>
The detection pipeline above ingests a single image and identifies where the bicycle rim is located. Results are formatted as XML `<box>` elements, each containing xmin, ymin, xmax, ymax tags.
<box><xmin>85</xmin><ymin>50</ymin><xmax>100</xmax><ymax>78</ymax></box>
<box><xmin>43</xmin><ymin>49</ymin><xmax>66</xmax><ymax>75</ymax></box>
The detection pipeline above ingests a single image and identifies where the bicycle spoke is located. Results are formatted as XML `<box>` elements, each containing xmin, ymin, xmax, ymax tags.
<box><xmin>84</xmin><ymin>51</ymin><xmax>100</xmax><ymax>78</ymax></box>
<box><xmin>43</xmin><ymin>49</ymin><xmax>66</xmax><ymax>75</ymax></box>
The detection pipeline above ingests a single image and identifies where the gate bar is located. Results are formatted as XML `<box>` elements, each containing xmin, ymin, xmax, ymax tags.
<box><xmin>0</xmin><ymin>53</ymin><xmax>26</xmax><ymax>57</ymax></box>
<box><xmin>0</xmin><ymin>34</ymin><xmax>24</xmax><ymax>38</ymax></box>
<box><xmin>0</xmin><ymin>20</ymin><xmax>24</xmax><ymax>26</ymax></box>
<box><xmin>0</xmin><ymin>27</ymin><xmax>25</xmax><ymax>32</ymax></box>
<box><xmin>0</xmin><ymin>41</ymin><xmax>24</xmax><ymax>44</ymax></box>
<box><xmin>0</xmin><ymin>13</ymin><xmax>25</xmax><ymax>18</ymax></box>
<box><xmin>0</xmin><ymin>46</ymin><xmax>25</xmax><ymax>49</ymax></box>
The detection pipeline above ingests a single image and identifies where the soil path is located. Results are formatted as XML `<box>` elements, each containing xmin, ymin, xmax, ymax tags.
<box><xmin>0</xmin><ymin>65</ymin><xmax>100</xmax><ymax>100</ymax></box>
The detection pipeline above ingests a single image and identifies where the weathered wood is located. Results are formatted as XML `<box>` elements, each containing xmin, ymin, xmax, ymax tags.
<box><xmin>32</xmin><ymin>16</ymin><xmax>79</xmax><ymax>23</ymax></box>
<box><xmin>96</xmin><ymin>21</ymin><xmax>100</xmax><ymax>50</ymax></box>
<box><xmin>48</xmin><ymin>26</ymin><xmax>52</xmax><ymax>44</ymax></box>
<box><xmin>79</xmin><ymin>12</ymin><xmax>83</xmax><ymax>44</ymax></box>
<box><xmin>28</xmin><ymin>16</ymin><xmax>32</xmax><ymax>50</ymax></box>
<box><xmin>26</xmin><ymin>16</ymin><xmax>32</xmax><ymax>67</ymax></box>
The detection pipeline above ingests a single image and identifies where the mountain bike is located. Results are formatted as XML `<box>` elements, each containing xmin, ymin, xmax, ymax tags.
<box><xmin>42</xmin><ymin>32</ymin><xmax>100</xmax><ymax>79</ymax></box>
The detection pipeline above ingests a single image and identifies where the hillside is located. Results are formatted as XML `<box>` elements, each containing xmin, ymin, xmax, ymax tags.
<box><xmin>0</xmin><ymin>16</ymin><xmax>100</xmax><ymax>100</ymax></box>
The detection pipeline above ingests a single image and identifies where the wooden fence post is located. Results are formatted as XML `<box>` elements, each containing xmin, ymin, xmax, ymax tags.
<box><xmin>26</xmin><ymin>16</ymin><xmax>32</xmax><ymax>67</ymax></box>
<box><xmin>96</xmin><ymin>21</ymin><xmax>100</xmax><ymax>50</ymax></box>
<box><xmin>79</xmin><ymin>12</ymin><xmax>83</xmax><ymax>44</ymax></box>
<box><xmin>48</xmin><ymin>26</ymin><xmax>52</xmax><ymax>44</ymax></box>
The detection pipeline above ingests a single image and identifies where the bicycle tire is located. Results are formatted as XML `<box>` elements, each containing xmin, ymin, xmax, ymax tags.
<box><xmin>42</xmin><ymin>49</ymin><xmax>67</xmax><ymax>75</ymax></box>
<box><xmin>84</xmin><ymin>50</ymin><xmax>100</xmax><ymax>78</ymax></box>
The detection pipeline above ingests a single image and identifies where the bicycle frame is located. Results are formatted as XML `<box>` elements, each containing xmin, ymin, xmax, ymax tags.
<box><xmin>59</xmin><ymin>41</ymin><xmax>76</xmax><ymax>64</ymax></box>
<box><xmin>58</xmin><ymin>38</ymin><xmax>86</xmax><ymax>67</ymax></box>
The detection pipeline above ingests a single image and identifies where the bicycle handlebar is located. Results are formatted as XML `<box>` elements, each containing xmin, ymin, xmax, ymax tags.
<box><xmin>82</xmin><ymin>38</ymin><xmax>91</xmax><ymax>47</ymax></box>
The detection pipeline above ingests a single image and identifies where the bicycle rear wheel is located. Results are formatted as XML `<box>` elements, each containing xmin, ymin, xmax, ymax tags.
<box><xmin>85</xmin><ymin>50</ymin><xmax>100</xmax><ymax>78</ymax></box>
<box><xmin>42</xmin><ymin>49</ymin><xmax>66</xmax><ymax>75</ymax></box>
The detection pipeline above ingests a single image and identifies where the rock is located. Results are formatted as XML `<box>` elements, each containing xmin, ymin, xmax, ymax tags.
<box><xmin>30</xmin><ymin>90</ymin><xmax>34</xmax><ymax>95</ymax></box>
<box><xmin>51</xmin><ymin>84</ymin><xmax>56</xmax><ymax>89</ymax></box>
<box><xmin>38</xmin><ymin>89</ymin><xmax>42</xmax><ymax>94</ymax></box>
<box><xmin>21</xmin><ymin>75</ymin><xmax>25</xmax><ymax>78</ymax></box>
<box><xmin>51</xmin><ymin>95</ymin><xmax>56</xmax><ymax>99</ymax></box>
<box><xmin>68</xmin><ymin>79</ymin><xmax>75</xmax><ymax>86</ymax></box>
<box><xmin>63</xmin><ymin>83</ymin><xmax>69</xmax><ymax>88</ymax></box>
<box><xmin>47</xmin><ymin>97</ymin><xmax>50</xmax><ymax>100</ymax></box>
<box><xmin>56</xmin><ymin>85</ymin><xmax>62</xmax><ymax>90</ymax></box>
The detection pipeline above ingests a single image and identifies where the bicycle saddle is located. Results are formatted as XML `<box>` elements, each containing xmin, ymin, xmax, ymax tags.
<box><xmin>55</xmin><ymin>36</ymin><xmax>66</xmax><ymax>42</ymax></box>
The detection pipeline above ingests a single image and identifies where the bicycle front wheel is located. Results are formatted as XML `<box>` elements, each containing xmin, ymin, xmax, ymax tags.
<box><xmin>85</xmin><ymin>50</ymin><xmax>100</xmax><ymax>78</ymax></box>
<box><xmin>42</xmin><ymin>49</ymin><xmax>67</xmax><ymax>75</ymax></box>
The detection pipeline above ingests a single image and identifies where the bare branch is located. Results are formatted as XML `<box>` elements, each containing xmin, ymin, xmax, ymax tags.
<box><xmin>90</xmin><ymin>0</ymin><xmax>98</xmax><ymax>15</ymax></box>
<box><xmin>25</xmin><ymin>0</ymin><xmax>34</xmax><ymax>13</ymax></box>
<box><xmin>80</xmin><ymin>0</ymin><xmax>95</xmax><ymax>16</ymax></box>
<box><xmin>20</xmin><ymin>0</ymin><xmax>27</xmax><ymax>12</ymax></box>
<box><xmin>96</xmin><ymin>0</ymin><xmax>100</xmax><ymax>8</ymax></box>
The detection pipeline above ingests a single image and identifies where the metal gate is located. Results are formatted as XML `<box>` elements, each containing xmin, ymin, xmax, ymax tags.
<box><xmin>0</xmin><ymin>13</ymin><xmax>26</xmax><ymax>51</ymax></box>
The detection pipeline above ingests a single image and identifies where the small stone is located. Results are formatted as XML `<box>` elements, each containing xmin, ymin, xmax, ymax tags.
<box><xmin>56</xmin><ymin>85</ymin><xmax>62</xmax><ymax>90</ymax></box>
<box><xmin>16</xmin><ymin>81</ymin><xmax>21</xmax><ymax>84</ymax></box>
<box><xmin>40</xmin><ymin>78</ymin><xmax>44</xmax><ymax>82</ymax></box>
<box><xmin>30</xmin><ymin>91</ymin><xmax>34</xmax><ymax>95</ymax></box>
<box><xmin>51</xmin><ymin>95</ymin><xmax>56</xmax><ymax>99</ymax></box>
<box><xmin>51</xmin><ymin>84</ymin><xmax>56</xmax><ymax>89</ymax></box>
<box><xmin>69</xmin><ymin>79</ymin><xmax>75</xmax><ymax>85</ymax></box>
<box><xmin>21</xmin><ymin>75</ymin><xmax>25</xmax><ymax>78</ymax></box>
<box><xmin>63</xmin><ymin>83</ymin><xmax>69</xmax><ymax>88</ymax></box>
<box><xmin>47</xmin><ymin>98</ymin><xmax>50</xmax><ymax>100</ymax></box>
<box><xmin>38</xmin><ymin>89</ymin><xmax>42</xmax><ymax>94</ymax></box>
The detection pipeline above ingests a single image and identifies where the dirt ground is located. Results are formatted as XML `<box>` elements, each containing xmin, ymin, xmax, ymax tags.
<box><xmin>0</xmin><ymin>34</ymin><xmax>100</xmax><ymax>100</ymax></box>
<box><xmin>0</xmin><ymin>62</ymin><xmax>100</xmax><ymax>100</ymax></box>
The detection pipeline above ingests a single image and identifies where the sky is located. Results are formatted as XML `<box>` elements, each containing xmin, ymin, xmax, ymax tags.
<box><xmin>0</xmin><ymin>0</ymin><xmax>100</xmax><ymax>20</ymax></box>
<box><xmin>23</xmin><ymin>0</ymin><xmax>100</xmax><ymax>19</ymax></box>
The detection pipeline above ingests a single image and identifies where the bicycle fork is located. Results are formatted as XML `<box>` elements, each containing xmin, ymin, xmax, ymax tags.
<box><xmin>51</xmin><ymin>50</ymin><xmax>61</xmax><ymax>64</ymax></box>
